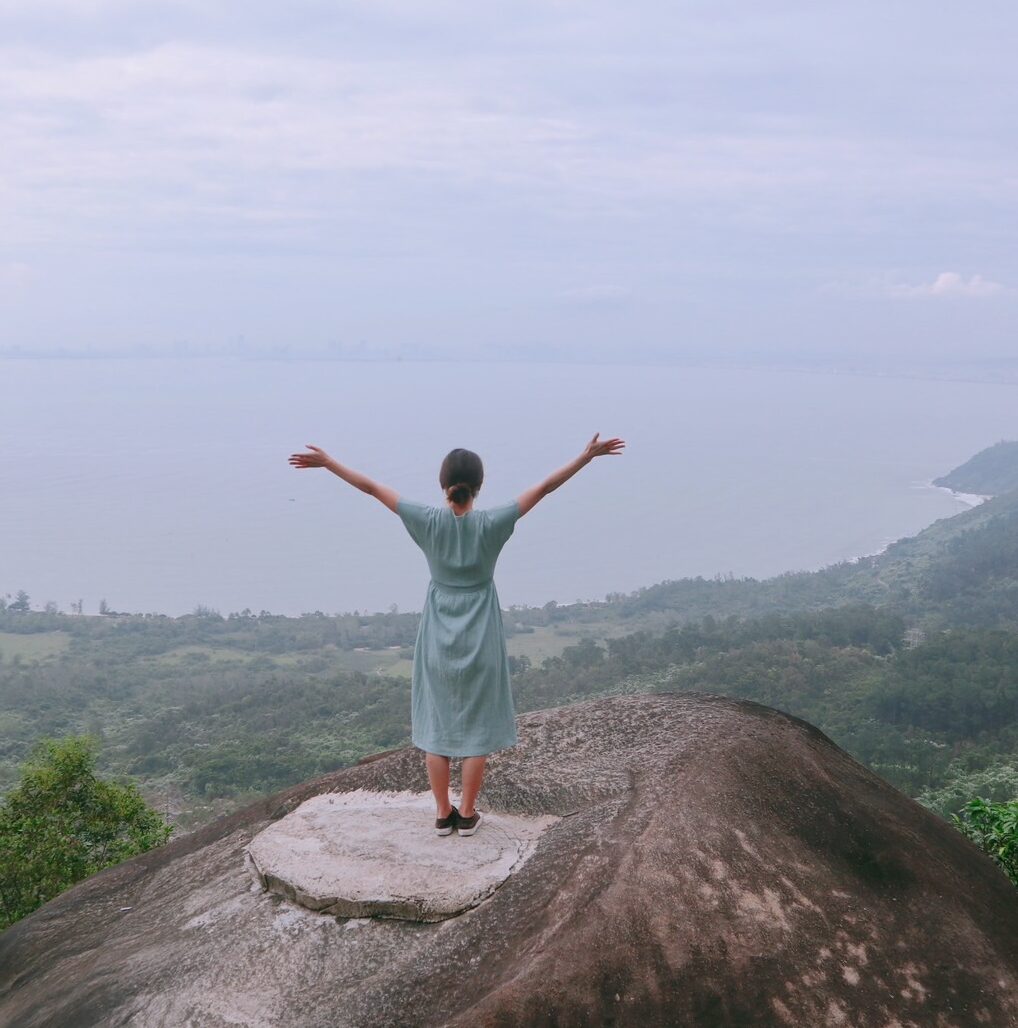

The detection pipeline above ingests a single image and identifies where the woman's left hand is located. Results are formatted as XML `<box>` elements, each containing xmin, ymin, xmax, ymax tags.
<box><xmin>581</xmin><ymin>432</ymin><xmax>625</xmax><ymax>462</ymax></box>
<box><xmin>288</xmin><ymin>444</ymin><xmax>332</xmax><ymax>469</ymax></box>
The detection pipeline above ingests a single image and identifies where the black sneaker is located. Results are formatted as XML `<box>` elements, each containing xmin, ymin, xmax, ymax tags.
<box><xmin>435</xmin><ymin>805</ymin><xmax>458</xmax><ymax>836</ymax></box>
<box><xmin>455</xmin><ymin>808</ymin><xmax>481</xmax><ymax>836</ymax></box>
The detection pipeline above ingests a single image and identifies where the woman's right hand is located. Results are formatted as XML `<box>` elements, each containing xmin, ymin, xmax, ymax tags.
<box><xmin>288</xmin><ymin>444</ymin><xmax>332</xmax><ymax>469</ymax></box>
<box><xmin>518</xmin><ymin>433</ymin><xmax>625</xmax><ymax>517</ymax></box>
<box><xmin>581</xmin><ymin>432</ymin><xmax>625</xmax><ymax>462</ymax></box>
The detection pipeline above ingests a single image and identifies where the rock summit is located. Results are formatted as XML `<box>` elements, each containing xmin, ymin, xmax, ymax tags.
<box><xmin>1</xmin><ymin>693</ymin><xmax>1015</xmax><ymax>1027</ymax></box>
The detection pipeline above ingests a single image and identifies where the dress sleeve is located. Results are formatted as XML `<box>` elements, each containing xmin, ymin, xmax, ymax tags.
<box><xmin>485</xmin><ymin>499</ymin><xmax>521</xmax><ymax>553</ymax></box>
<box><xmin>396</xmin><ymin>498</ymin><xmax>433</xmax><ymax>549</ymax></box>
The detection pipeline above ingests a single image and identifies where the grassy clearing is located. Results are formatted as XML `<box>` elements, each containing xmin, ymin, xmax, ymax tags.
<box><xmin>506</xmin><ymin>625</ymin><xmax>581</xmax><ymax>663</ymax></box>
<box><xmin>382</xmin><ymin>658</ymin><xmax>414</xmax><ymax>678</ymax></box>
<box><xmin>146</xmin><ymin>645</ymin><xmax>254</xmax><ymax>666</ymax></box>
<box><xmin>506</xmin><ymin>619</ymin><xmax>659</xmax><ymax>665</ymax></box>
<box><xmin>134</xmin><ymin>641</ymin><xmax>416</xmax><ymax>679</ymax></box>
<box><xmin>0</xmin><ymin>631</ymin><xmax>71</xmax><ymax>661</ymax></box>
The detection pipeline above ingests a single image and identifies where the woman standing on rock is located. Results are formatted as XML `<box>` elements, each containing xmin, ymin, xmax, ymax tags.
<box><xmin>288</xmin><ymin>434</ymin><xmax>625</xmax><ymax>836</ymax></box>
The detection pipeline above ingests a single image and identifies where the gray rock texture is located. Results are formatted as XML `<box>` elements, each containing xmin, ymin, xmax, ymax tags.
<box><xmin>1</xmin><ymin>693</ymin><xmax>1016</xmax><ymax>1028</ymax></box>
<box><xmin>243</xmin><ymin>789</ymin><xmax>559</xmax><ymax>920</ymax></box>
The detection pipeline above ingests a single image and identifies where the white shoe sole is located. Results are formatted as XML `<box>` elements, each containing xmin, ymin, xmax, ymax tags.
<box><xmin>457</xmin><ymin>812</ymin><xmax>481</xmax><ymax>836</ymax></box>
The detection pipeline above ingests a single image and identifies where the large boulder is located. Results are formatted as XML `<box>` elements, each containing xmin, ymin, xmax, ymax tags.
<box><xmin>1</xmin><ymin>693</ymin><xmax>1015</xmax><ymax>1027</ymax></box>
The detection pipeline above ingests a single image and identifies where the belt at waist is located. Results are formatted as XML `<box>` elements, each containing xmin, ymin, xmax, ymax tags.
<box><xmin>429</xmin><ymin>578</ymin><xmax>492</xmax><ymax>592</ymax></box>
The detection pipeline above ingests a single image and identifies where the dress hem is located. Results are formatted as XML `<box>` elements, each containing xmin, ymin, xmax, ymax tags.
<box><xmin>413</xmin><ymin>737</ymin><xmax>518</xmax><ymax>758</ymax></box>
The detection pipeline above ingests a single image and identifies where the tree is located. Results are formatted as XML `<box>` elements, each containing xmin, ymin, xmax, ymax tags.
<box><xmin>9</xmin><ymin>590</ymin><xmax>30</xmax><ymax>613</ymax></box>
<box><xmin>0</xmin><ymin>735</ymin><xmax>173</xmax><ymax>930</ymax></box>
<box><xmin>99</xmin><ymin>597</ymin><xmax>110</xmax><ymax>615</ymax></box>
<box><xmin>562</xmin><ymin>637</ymin><xmax>606</xmax><ymax>669</ymax></box>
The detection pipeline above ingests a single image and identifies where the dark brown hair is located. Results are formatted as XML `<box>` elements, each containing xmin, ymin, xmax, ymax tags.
<box><xmin>440</xmin><ymin>448</ymin><xmax>483</xmax><ymax>506</ymax></box>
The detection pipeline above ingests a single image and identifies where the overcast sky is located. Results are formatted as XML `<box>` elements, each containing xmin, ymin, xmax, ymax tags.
<box><xmin>1</xmin><ymin>1</ymin><xmax>1015</xmax><ymax>364</ymax></box>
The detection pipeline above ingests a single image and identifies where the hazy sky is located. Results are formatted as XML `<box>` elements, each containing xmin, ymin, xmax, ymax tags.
<box><xmin>1</xmin><ymin>1</ymin><xmax>1015</xmax><ymax>363</ymax></box>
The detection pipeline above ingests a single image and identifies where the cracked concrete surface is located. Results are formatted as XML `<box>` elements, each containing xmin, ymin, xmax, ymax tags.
<box><xmin>244</xmin><ymin>789</ymin><xmax>559</xmax><ymax>920</ymax></box>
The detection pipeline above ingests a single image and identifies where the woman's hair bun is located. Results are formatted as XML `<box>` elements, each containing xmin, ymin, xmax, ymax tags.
<box><xmin>447</xmin><ymin>482</ymin><xmax>473</xmax><ymax>506</ymax></box>
<box><xmin>440</xmin><ymin>449</ymin><xmax>483</xmax><ymax>507</ymax></box>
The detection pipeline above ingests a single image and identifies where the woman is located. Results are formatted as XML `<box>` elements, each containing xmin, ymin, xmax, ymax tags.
<box><xmin>288</xmin><ymin>432</ymin><xmax>625</xmax><ymax>836</ymax></box>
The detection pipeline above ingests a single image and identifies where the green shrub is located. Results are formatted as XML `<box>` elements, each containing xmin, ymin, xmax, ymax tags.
<box><xmin>0</xmin><ymin>735</ymin><xmax>173</xmax><ymax>929</ymax></box>
<box><xmin>950</xmin><ymin>797</ymin><xmax>1018</xmax><ymax>886</ymax></box>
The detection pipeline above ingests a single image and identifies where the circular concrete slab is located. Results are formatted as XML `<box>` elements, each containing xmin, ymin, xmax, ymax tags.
<box><xmin>244</xmin><ymin>789</ymin><xmax>561</xmax><ymax>922</ymax></box>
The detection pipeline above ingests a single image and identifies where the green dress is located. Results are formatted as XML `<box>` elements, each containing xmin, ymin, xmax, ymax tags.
<box><xmin>396</xmin><ymin>497</ymin><xmax>522</xmax><ymax>757</ymax></box>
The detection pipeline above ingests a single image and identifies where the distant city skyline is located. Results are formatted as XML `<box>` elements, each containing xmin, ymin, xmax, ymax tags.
<box><xmin>1</xmin><ymin>2</ymin><xmax>1015</xmax><ymax>365</ymax></box>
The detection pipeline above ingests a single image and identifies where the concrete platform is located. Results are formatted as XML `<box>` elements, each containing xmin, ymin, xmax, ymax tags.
<box><xmin>244</xmin><ymin>789</ymin><xmax>561</xmax><ymax>922</ymax></box>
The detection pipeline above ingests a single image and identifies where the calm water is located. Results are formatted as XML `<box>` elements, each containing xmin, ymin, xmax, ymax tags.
<box><xmin>3</xmin><ymin>358</ymin><xmax>1016</xmax><ymax>617</ymax></box>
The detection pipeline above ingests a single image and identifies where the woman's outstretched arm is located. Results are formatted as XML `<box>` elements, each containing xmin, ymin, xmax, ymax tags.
<box><xmin>517</xmin><ymin>432</ymin><xmax>625</xmax><ymax>517</ymax></box>
<box><xmin>288</xmin><ymin>444</ymin><xmax>399</xmax><ymax>513</ymax></box>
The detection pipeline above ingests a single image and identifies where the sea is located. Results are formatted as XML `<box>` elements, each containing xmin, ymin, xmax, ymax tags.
<box><xmin>2</xmin><ymin>357</ymin><xmax>1015</xmax><ymax>618</ymax></box>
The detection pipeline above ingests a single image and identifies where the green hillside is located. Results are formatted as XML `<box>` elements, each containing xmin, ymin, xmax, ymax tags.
<box><xmin>508</xmin><ymin>483</ymin><xmax>1018</xmax><ymax>634</ymax></box>
<box><xmin>934</xmin><ymin>439</ymin><xmax>1018</xmax><ymax>495</ymax></box>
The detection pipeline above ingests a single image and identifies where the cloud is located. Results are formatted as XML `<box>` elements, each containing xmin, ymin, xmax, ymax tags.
<box><xmin>885</xmin><ymin>272</ymin><xmax>1007</xmax><ymax>299</ymax></box>
<box><xmin>1</xmin><ymin>2</ymin><xmax>1017</xmax><ymax>358</ymax></box>
<box><xmin>1</xmin><ymin>30</ymin><xmax>1013</xmax><ymax>256</ymax></box>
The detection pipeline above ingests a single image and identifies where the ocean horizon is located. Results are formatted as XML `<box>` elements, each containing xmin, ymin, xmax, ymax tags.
<box><xmin>6</xmin><ymin>357</ymin><xmax>1016</xmax><ymax>618</ymax></box>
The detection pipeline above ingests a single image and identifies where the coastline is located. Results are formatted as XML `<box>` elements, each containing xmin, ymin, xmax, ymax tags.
<box><xmin>929</xmin><ymin>483</ymin><xmax>994</xmax><ymax>508</ymax></box>
<box><xmin>850</xmin><ymin>480</ymin><xmax>992</xmax><ymax>565</ymax></box>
